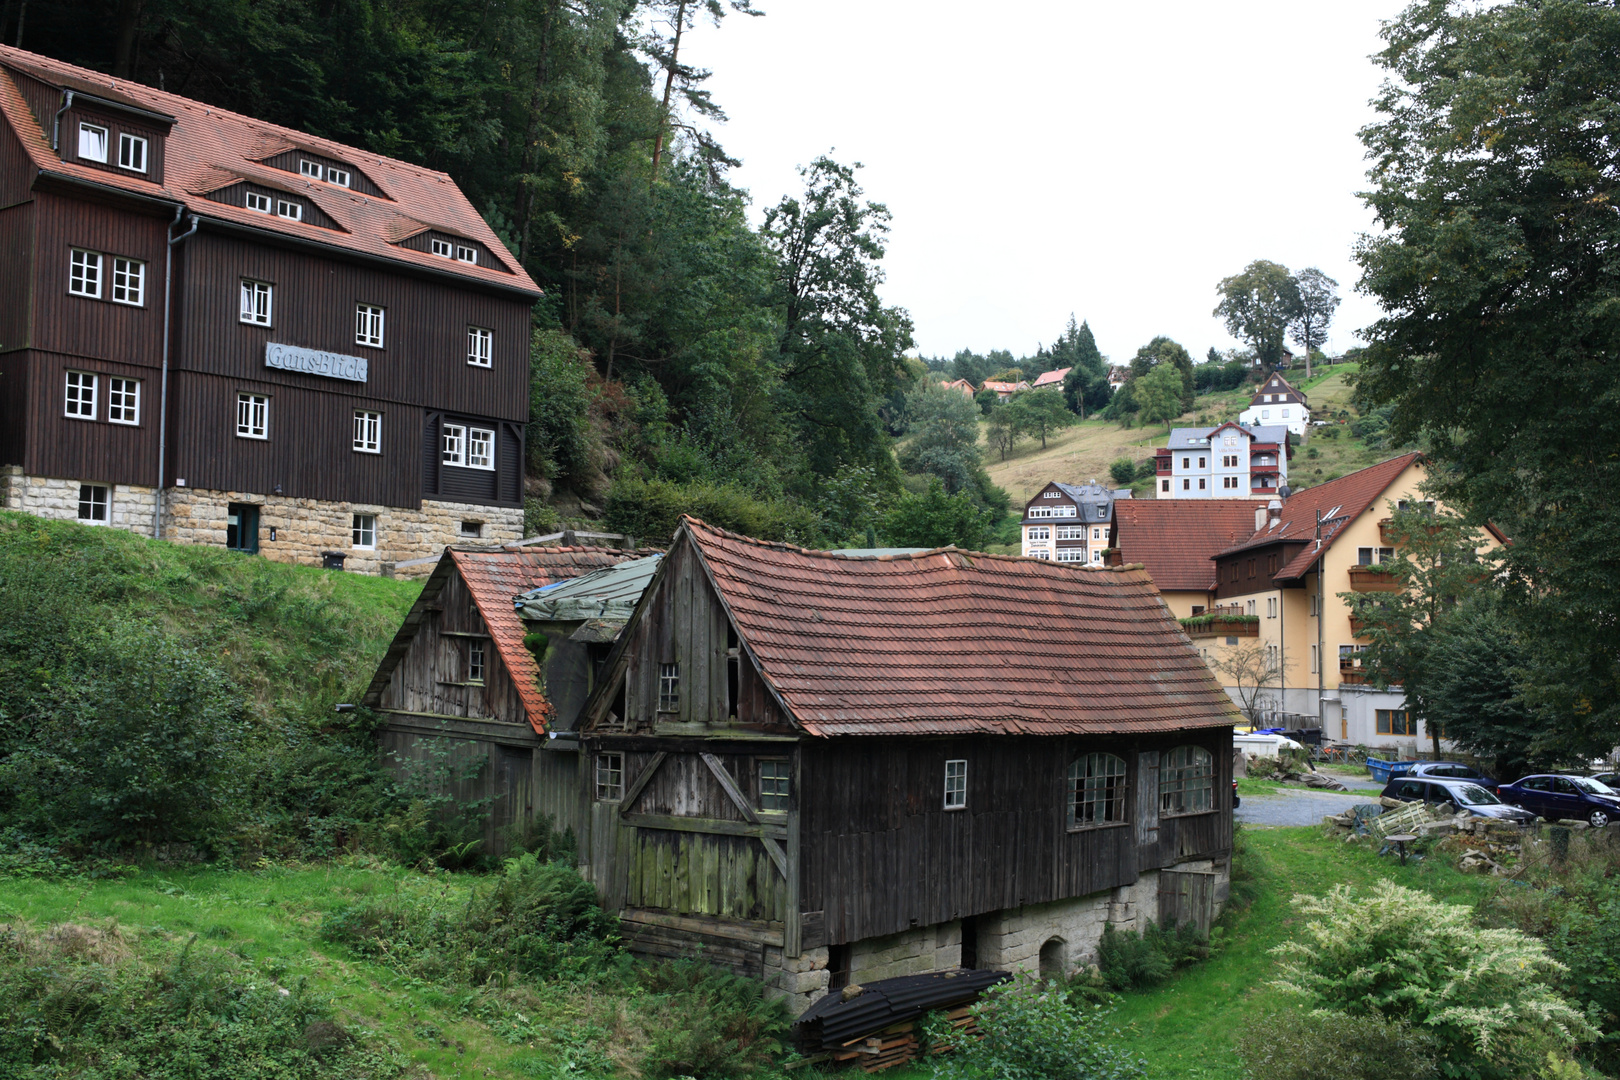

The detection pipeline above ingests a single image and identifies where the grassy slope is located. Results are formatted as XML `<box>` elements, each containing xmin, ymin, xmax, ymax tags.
<box><xmin>0</xmin><ymin>509</ymin><xmax>422</xmax><ymax>719</ymax></box>
<box><xmin>0</xmin><ymin>826</ymin><xmax>1501</xmax><ymax>1080</ymax></box>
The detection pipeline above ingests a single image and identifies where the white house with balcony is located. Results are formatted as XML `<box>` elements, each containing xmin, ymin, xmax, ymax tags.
<box><xmin>1153</xmin><ymin>423</ymin><xmax>1291</xmax><ymax>500</ymax></box>
<box><xmin>1238</xmin><ymin>373</ymin><xmax>1310</xmax><ymax>437</ymax></box>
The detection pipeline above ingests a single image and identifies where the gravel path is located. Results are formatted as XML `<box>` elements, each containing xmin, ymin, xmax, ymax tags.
<box><xmin>1237</xmin><ymin>785</ymin><xmax>1381</xmax><ymax>827</ymax></box>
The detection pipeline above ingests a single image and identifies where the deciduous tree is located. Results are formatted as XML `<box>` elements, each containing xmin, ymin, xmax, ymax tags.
<box><xmin>1214</xmin><ymin>260</ymin><xmax>1300</xmax><ymax>368</ymax></box>
<box><xmin>1209</xmin><ymin>642</ymin><xmax>1284</xmax><ymax>722</ymax></box>
<box><xmin>1288</xmin><ymin>268</ymin><xmax>1339</xmax><ymax>380</ymax></box>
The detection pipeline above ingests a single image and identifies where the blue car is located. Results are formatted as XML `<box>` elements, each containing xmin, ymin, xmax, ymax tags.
<box><xmin>1497</xmin><ymin>774</ymin><xmax>1620</xmax><ymax>828</ymax></box>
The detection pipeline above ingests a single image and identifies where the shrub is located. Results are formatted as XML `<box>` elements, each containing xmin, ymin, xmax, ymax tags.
<box><xmin>604</xmin><ymin>476</ymin><xmax>821</xmax><ymax>546</ymax></box>
<box><xmin>930</xmin><ymin>971</ymin><xmax>1144</xmax><ymax>1080</ymax></box>
<box><xmin>882</xmin><ymin>478</ymin><xmax>996</xmax><ymax>550</ymax></box>
<box><xmin>321</xmin><ymin>853</ymin><xmax>621</xmax><ymax>986</ymax></box>
<box><xmin>1096</xmin><ymin>920</ymin><xmax>1209</xmax><ymax>991</ymax></box>
<box><xmin>1234</xmin><ymin>1006</ymin><xmax>1440</xmax><ymax>1080</ymax></box>
<box><xmin>1108</xmin><ymin>458</ymin><xmax>1135</xmax><ymax>486</ymax></box>
<box><xmin>1271</xmin><ymin>881</ymin><xmax>1593</xmax><ymax>1079</ymax></box>
<box><xmin>634</xmin><ymin>960</ymin><xmax>790</xmax><ymax>1078</ymax></box>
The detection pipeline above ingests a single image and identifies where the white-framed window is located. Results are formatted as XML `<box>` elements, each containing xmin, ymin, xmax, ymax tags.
<box><xmin>1028</xmin><ymin>506</ymin><xmax>1053</xmax><ymax>519</ymax></box>
<box><xmin>77</xmin><ymin>483</ymin><xmax>108</xmax><ymax>523</ymax></box>
<box><xmin>1266</xmin><ymin>642</ymin><xmax>1280</xmax><ymax>667</ymax></box>
<box><xmin>1092</xmin><ymin>527</ymin><xmax>1102</xmax><ymax>540</ymax></box>
<box><xmin>943</xmin><ymin>759</ymin><xmax>967</xmax><ymax>810</ymax></box>
<box><xmin>467</xmin><ymin>640</ymin><xmax>485</xmax><ymax>683</ymax></box>
<box><xmin>355</xmin><ymin>303</ymin><xmax>385</xmax><ymax>347</ymax></box>
<box><xmin>1246</xmin><ymin>599</ymin><xmax>1257</xmax><ymax>615</ymax></box>
<box><xmin>467</xmin><ymin>427</ymin><xmax>494</xmax><ymax>470</ymax></box>
<box><xmin>77</xmin><ymin>122</ymin><xmax>108</xmax><ymax>163</ymax></box>
<box><xmin>300</xmin><ymin>159</ymin><xmax>323</xmax><ymax>180</ymax></box>
<box><xmin>117</xmin><ymin>132</ymin><xmax>147</xmax><ymax>172</ymax></box>
<box><xmin>353</xmin><ymin>410</ymin><xmax>381</xmax><ymax>453</ymax></box>
<box><xmin>596</xmin><ymin>752</ymin><xmax>624</xmax><ymax>800</ymax></box>
<box><xmin>1068</xmin><ymin>752</ymin><xmax>1128</xmax><ymax>829</ymax></box>
<box><xmin>64</xmin><ymin>371</ymin><xmax>97</xmax><ymax>419</ymax></box>
<box><xmin>431</xmin><ymin>238</ymin><xmax>453</xmax><ymax>258</ymax></box>
<box><xmin>455</xmin><ymin>244</ymin><xmax>478</xmax><ymax>264</ymax></box>
<box><xmin>327</xmin><ymin>167</ymin><xmax>351</xmax><ymax>188</ymax></box>
<box><xmin>658</xmin><ymin>662</ymin><xmax>680</xmax><ymax>711</ymax></box>
<box><xmin>1161</xmin><ymin>745</ymin><xmax>1213</xmax><ymax>816</ymax></box>
<box><xmin>1056</xmin><ymin>548</ymin><xmax>1087</xmax><ymax>562</ymax></box>
<box><xmin>275</xmin><ymin>199</ymin><xmax>302</xmax><ymax>221</ymax></box>
<box><xmin>441</xmin><ymin>423</ymin><xmax>465</xmax><ymax>466</ymax></box>
<box><xmin>351</xmin><ymin>512</ymin><xmax>376</xmax><ymax>549</ymax></box>
<box><xmin>1054</xmin><ymin>525</ymin><xmax>1083</xmax><ymax>539</ymax></box>
<box><xmin>107</xmin><ymin>377</ymin><xmax>140</xmax><ymax>424</ymax></box>
<box><xmin>1027</xmin><ymin>525</ymin><xmax>1051</xmax><ymax>541</ymax></box>
<box><xmin>1262</xmin><ymin>409</ymin><xmax>1271</xmax><ymax>419</ymax></box>
<box><xmin>760</xmin><ymin>760</ymin><xmax>791</xmax><ymax>811</ymax></box>
<box><xmin>1358</xmin><ymin>546</ymin><xmax>1395</xmax><ymax>566</ymax></box>
<box><xmin>467</xmin><ymin>326</ymin><xmax>493</xmax><ymax>367</ymax></box>
<box><xmin>1281</xmin><ymin>408</ymin><xmax>1291</xmax><ymax>419</ymax></box>
<box><xmin>245</xmin><ymin>191</ymin><xmax>272</xmax><ymax>213</ymax></box>
<box><xmin>236</xmin><ymin>393</ymin><xmax>268</xmax><ymax>439</ymax></box>
<box><xmin>1310</xmin><ymin>594</ymin><xmax>1320</xmax><ymax>616</ymax></box>
<box><xmin>69</xmin><ymin>249</ymin><xmax>102</xmax><ymax>297</ymax></box>
<box><xmin>240</xmin><ymin>279</ymin><xmax>272</xmax><ymax>325</ymax></box>
<box><xmin>1092</xmin><ymin>550</ymin><xmax>1103</xmax><ymax>563</ymax></box>
<box><xmin>110</xmin><ymin>257</ymin><xmax>144</xmax><ymax>306</ymax></box>
<box><xmin>1042</xmin><ymin>491</ymin><xmax>1062</xmax><ymax>498</ymax></box>
<box><xmin>1029</xmin><ymin>550</ymin><xmax>1050</xmax><ymax>559</ymax></box>
<box><xmin>1266</xmin><ymin>597</ymin><xmax>1277</xmax><ymax>618</ymax></box>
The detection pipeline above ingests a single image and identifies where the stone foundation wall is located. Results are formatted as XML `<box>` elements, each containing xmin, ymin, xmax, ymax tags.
<box><xmin>0</xmin><ymin>470</ymin><xmax>521</xmax><ymax>575</ymax></box>
<box><xmin>2</xmin><ymin>466</ymin><xmax>158</xmax><ymax>533</ymax></box>
<box><xmin>763</xmin><ymin>945</ymin><xmax>831</xmax><ymax>1016</ymax></box>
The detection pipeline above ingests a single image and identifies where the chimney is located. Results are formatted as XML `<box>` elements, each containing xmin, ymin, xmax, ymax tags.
<box><xmin>1267</xmin><ymin>499</ymin><xmax>1283</xmax><ymax>527</ymax></box>
<box><xmin>1255</xmin><ymin>506</ymin><xmax>1266</xmax><ymax>533</ymax></box>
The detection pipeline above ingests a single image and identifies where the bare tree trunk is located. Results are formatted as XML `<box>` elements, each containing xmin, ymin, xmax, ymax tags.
<box><xmin>649</xmin><ymin>0</ymin><xmax>687</xmax><ymax>186</ymax></box>
<box><xmin>13</xmin><ymin>0</ymin><xmax>25</xmax><ymax>47</ymax></box>
<box><xmin>113</xmin><ymin>0</ymin><xmax>144</xmax><ymax>79</ymax></box>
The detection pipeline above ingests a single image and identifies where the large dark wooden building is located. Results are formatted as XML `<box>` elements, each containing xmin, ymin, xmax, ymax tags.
<box><xmin>0</xmin><ymin>46</ymin><xmax>538</xmax><ymax>571</ymax></box>
<box><xmin>577</xmin><ymin>518</ymin><xmax>1240</xmax><ymax>1013</ymax></box>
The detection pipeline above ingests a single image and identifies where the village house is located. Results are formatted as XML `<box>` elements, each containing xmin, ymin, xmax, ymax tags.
<box><xmin>980</xmin><ymin>378</ymin><xmax>1030</xmax><ymax>401</ymax></box>
<box><xmin>1237</xmin><ymin>372</ymin><xmax>1310</xmax><ymax>437</ymax></box>
<box><xmin>1153</xmin><ymin>422</ymin><xmax>1290</xmax><ymax>499</ymax></box>
<box><xmin>0</xmin><ymin>46</ymin><xmax>537</xmax><ymax>572</ymax></box>
<box><xmin>1019</xmin><ymin>480</ymin><xmax>1130</xmax><ymax>562</ymax></box>
<box><xmin>361</xmin><ymin>544</ymin><xmax>655</xmax><ymax>852</ymax></box>
<box><xmin>575</xmin><ymin>517</ymin><xmax>1238</xmax><ymax>1013</ymax></box>
<box><xmin>1029</xmin><ymin>367</ymin><xmax>1069</xmax><ymax>390</ymax></box>
<box><xmin>937</xmin><ymin>378</ymin><xmax>976</xmax><ymax>398</ymax></box>
<box><xmin>1116</xmin><ymin>453</ymin><xmax>1499</xmax><ymax>750</ymax></box>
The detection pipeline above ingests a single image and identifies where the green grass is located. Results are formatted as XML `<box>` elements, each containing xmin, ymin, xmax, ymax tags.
<box><xmin>0</xmin><ymin>509</ymin><xmax>423</xmax><ymax>720</ymax></box>
<box><xmin>1235</xmin><ymin>776</ymin><xmax>1291</xmax><ymax>796</ymax></box>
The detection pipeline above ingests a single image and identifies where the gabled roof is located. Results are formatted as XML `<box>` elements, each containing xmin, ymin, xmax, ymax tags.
<box><xmin>362</xmin><ymin>545</ymin><xmax>655</xmax><ymax>732</ymax></box>
<box><xmin>1112</xmin><ymin>500</ymin><xmax>1264</xmax><ymax>592</ymax></box>
<box><xmin>1026</xmin><ymin>480</ymin><xmax>1129</xmax><ymax>525</ymax></box>
<box><xmin>1031</xmin><ymin>367</ymin><xmax>1070</xmax><ymax>388</ymax></box>
<box><xmin>673</xmin><ymin>517</ymin><xmax>1240</xmax><ymax>738</ymax></box>
<box><xmin>1248</xmin><ymin>373</ymin><xmax>1306</xmax><ymax>406</ymax></box>
<box><xmin>1166</xmin><ymin>423</ymin><xmax>1290</xmax><ymax>450</ymax></box>
<box><xmin>0</xmin><ymin>46</ymin><xmax>538</xmax><ymax>296</ymax></box>
<box><xmin>515</xmin><ymin>554</ymin><xmax>663</xmax><ymax>624</ymax></box>
<box><xmin>1218</xmin><ymin>453</ymin><xmax>1424</xmax><ymax>580</ymax></box>
<box><xmin>981</xmin><ymin>380</ymin><xmax>1030</xmax><ymax>393</ymax></box>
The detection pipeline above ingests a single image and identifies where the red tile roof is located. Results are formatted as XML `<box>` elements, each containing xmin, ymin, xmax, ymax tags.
<box><xmin>1223</xmin><ymin>453</ymin><xmax>1424</xmax><ymax>580</ymax></box>
<box><xmin>363</xmin><ymin>545</ymin><xmax>655</xmax><ymax>732</ymax></box>
<box><xmin>681</xmin><ymin>518</ymin><xmax>1241</xmax><ymax>738</ymax></box>
<box><xmin>1112</xmin><ymin>500</ymin><xmax>1264</xmax><ymax>592</ymax></box>
<box><xmin>0</xmin><ymin>46</ymin><xmax>538</xmax><ymax>295</ymax></box>
<box><xmin>1031</xmin><ymin>367</ymin><xmax>1070</xmax><ymax>388</ymax></box>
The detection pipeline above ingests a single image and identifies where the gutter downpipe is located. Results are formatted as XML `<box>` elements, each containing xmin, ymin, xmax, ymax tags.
<box><xmin>50</xmin><ymin>89</ymin><xmax>72</xmax><ymax>151</ymax></box>
<box><xmin>1316</xmin><ymin>510</ymin><xmax>1326</xmax><ymax>737</ymax></box>
<box><xmin>155</xmin><ymin>211</ymin><xmax>199</xmax><ymax>539</ymax></box>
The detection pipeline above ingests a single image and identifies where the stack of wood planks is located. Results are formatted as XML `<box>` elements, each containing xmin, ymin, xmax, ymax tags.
<box><xmin>828</xmin><ymin>1005</ymin><xmax>977</xmax><ymax>1072</ymax></box>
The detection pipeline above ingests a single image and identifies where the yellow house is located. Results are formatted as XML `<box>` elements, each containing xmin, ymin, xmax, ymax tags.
<box><xmin>1116</xmin><ymin>454</ymin><xmax>1487</xmax><ymax>753</ymax></box>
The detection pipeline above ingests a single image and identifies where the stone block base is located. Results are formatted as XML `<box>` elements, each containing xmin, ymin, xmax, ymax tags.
<box><xmin>0</xmin><ymin>469</ymin><xmax>522</xmax><ymax>575</ymax></box>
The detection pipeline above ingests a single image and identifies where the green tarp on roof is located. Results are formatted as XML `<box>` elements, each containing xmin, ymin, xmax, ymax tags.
<box><xmin>514</xmin><ymin>554</ymin><xmax>662</xmax><ymax>623</ymax></box>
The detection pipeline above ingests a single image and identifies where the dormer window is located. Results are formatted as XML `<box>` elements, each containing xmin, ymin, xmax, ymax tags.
<box><xmin>78</xmin><ymin>123</ymin><xmax>108</xmax><ymax>163</ymax></box>
<box><xmin>300</xmin><ymin>159</ymin><xmax>323</xmax><ymax>180</ymax></box>
<box><xmin>455</xmin><ymin>245</ymin><xmax>477</xmax><ymax>264</ymax></box>
<box><xmin>275</xmin><ymin>199</ymin><xmax>302</xmax><ymax>221</ymax></box>
<box><xmin>117</xmin><ymin>133</ymin><xmax>147</xmax><ymax>173</ymax></box>
<box><xmin>246</xmin><ymin>191</ymin><xmax>272</xmax><ymax>213</ymax></box>
<box><xmin>326</xmin><ymin>167</ymin><xmax>351</xmax><ymax>188</ymax></box>
<box><xmin>431</xmin><ymin>238</ymin><xmax>452</xmax><ymax>258</ymax></box>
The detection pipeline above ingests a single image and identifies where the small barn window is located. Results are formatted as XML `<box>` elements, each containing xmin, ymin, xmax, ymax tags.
<box><xmin>351</xmin><ymin>513</ymin><xmax>376</xmax><ymax>549</ymax></box>
<box><xmin>760</xmin><ymin>761</ymin><xmax>791</xmax><ymax>811</ymax></box>
<box><xmin>77</xmin><ymin>484</ymin><xmax>108</xmax><ymax>523</ymax></box>
<box><xmin>596</xmin><ymin>753</ymin><xmax>623</xmax><ymax>800</ymax></box>
<box><xmin>943</xmin><ymin>759</ymin><xmax>967</xmax><ymax>810</ymax></box>
<box><xmin>467</xmin><ymin>641</ymin><xmax>485</xmax><ymax>684</ymax></box>
<box><xmin>1161</xmin><ymin>745</ymin><xmax>1214</xmax><ymax>816</ymax></box>
<box><xmin>1068</xmin><ymin>752</ymin><xmax>1128</xmax><ymax>829</ymax></box>
<box><xmin>246</xmin><ymin>191</ymin><xmax>272</xmax><ymax>213</ymax></box>
<box><xmin>658</xmin><ymin>663</ymin><xmax>680</xmax><ymax>711</ymax></box>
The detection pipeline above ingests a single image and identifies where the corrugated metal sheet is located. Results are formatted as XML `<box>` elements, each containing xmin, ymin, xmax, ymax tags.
<box><xmin>681</xmin><ymin>518</ymin><xmax>1244</xmax><ymax>738</ymax></box>
<box><xmin>515</xmin><ymin>554</ymin><xmax>662</xmax><ymax>622</ymax></box>
<box><xmin>795</xmin><ymin>970</ymin><xmax>1008</xmax><ymax>1048</ymax></box>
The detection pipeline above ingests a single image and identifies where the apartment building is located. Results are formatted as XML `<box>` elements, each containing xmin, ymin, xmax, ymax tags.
<box><xmin>1153</xmin><ymin>423</ymin><xmax>1290</xmax><ymax>499</ymax></box>
<box><xmin>1019</xmin><ymin>480</ymin><xmax>1130</xmax><ymax>562</ymax></box>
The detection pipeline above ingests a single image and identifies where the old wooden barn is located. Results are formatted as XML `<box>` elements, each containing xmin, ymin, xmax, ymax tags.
<box><xmin>576</xmin><ymin>517</ymin><xmax>1241</xmax><ymax>1013</ymax></box>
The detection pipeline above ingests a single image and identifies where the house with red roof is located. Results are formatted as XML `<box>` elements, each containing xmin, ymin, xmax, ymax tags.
<box><xmin>1238</xmin><ymin>372</ymin><xmax>1310</xmax><ymax>437</ymax></box>
<box><xmin>980</xmin><ymin>378</ymin><xmax>1030</xmax><ymax>401</ymax></box>
<box><xmin>362</xmin><ymin>544</ymin><xmax>657</xmax><ymax>852</ymax></box>
<box><xmin>0</xmin><ymin>45</ymin><xmax>539</xmax><ymax>571</ymax></box>
<box><xmin>576</xmin><ymin>517</ymin><xmax>1239</xmax><ymax>1013</ymax></box>
<box><xmin>1030</xmin><ymin>366</ymin><xmax>1070</xmax><ymax>390</ymax></box>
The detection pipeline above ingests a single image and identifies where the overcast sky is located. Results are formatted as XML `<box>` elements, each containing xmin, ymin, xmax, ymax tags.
<box><xmin>678</xmin><ymin>1</ymin><xmax>1411</xmax><ymax>365</ymax></box>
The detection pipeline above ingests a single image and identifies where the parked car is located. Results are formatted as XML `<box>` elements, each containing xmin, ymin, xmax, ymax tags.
<box><xmin>1379</xmin><ymin>776</ymin><xmax>1538</xmax><ymax>823</ymax></box>
<box><xmin>1405</xmin><ymin>761</ymin><xmax>1500</xmax><ymax>792</ymax></box>
<box><xmin>1590</xmin><ymin>771</ymin><xmax>1620</xmax><ymax>791</ymax></box>
<box><xmin>1498</xmin><ymin>774</ymin><xmax>1620</xmax><ymax>828</ymax></box>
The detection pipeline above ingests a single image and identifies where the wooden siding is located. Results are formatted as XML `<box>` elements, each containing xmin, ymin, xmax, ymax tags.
<box><xmin>399</xmin><ymin>230</ymin><xmax>508</xmax><ymax>275</ymax></box>
<box><xmin>60</xmin><ymin>105</ymin><xmax>167</xmax><ymax>186</ymax></box>
<box><xmin>172</xmin><ymin>232</ymin><xmax>529</xmax><ymax>420</ymax></box>
<box><xmin>204</xmin><ymin>181</ymin><xmax>342</xmax><ymax>232</ymax></box>
<box><xmin>31</xmin><ymin>191</ymin><xmax>168</xmax><ymax>367</ymax></box>
<box><xmin>0</xmin><ymin>93</ymin><xmax>37</xmax><ymax>207</ymax></box>
<box><xmin>260</xmin><ymin>149</ymin><xmax>387</xmax><ymax>200</ymax></box>
<box><xmin>165</xmin><ymin>372</ymin><xmax>422</xmax><ymax>506</ymax></box>
<box><xmin>376</xmin><ymin>723</ymin><xmax>556</xmax><ymax>855</ymax></box>
<box><xmin>419</xmin><ymin>412</ymin><xmax>524</xmax><ymax>507</ymax></box>
<box><xmin>22</xmin><ymin>350</ymin><xmax>160</xmax><ymax>485</ymax></box>
<box><xmin>378</xmin><ymin>568</ymin><xmax>526</xmax><ymax>723</ymax></box>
